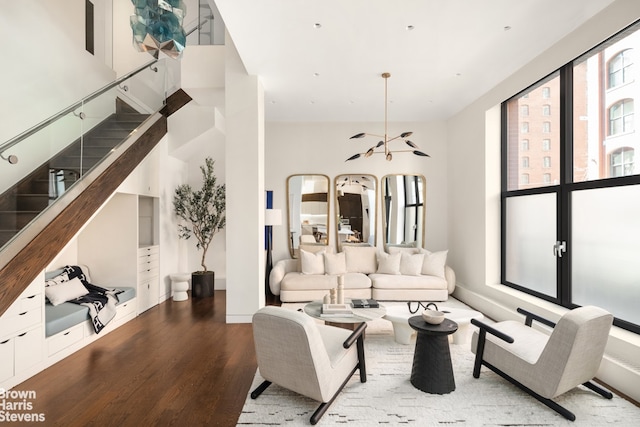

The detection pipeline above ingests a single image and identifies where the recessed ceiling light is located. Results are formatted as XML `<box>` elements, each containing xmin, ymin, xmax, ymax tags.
<box><xmin>504</xmin><ymin>25</ymin><xmax>512</xmax><ymax>31</ymax></box>
<box><xmin>406</xmin><ymin>25</ymin><xmax>414</xmax><ymax>31</ymax></box>
<box><xmin>314</xmin><ymin>23</ymin><xmax>322</xmax><ymax>29</ymax></box>
<box><xmin>313</xmin><ymin>72</ymin><xmax>320</xmax><ymax>77</ymax></box>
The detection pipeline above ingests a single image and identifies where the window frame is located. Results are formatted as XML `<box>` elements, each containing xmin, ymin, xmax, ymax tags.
<box><xmin>501</xmin><ymin>20</ymin><xmax>640</xmax><ymax>335</ymax></box>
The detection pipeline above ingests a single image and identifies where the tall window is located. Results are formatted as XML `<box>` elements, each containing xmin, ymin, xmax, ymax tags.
<box><xmin>608</xmin><ymin>49</ymin><xmax>634</xmax><ymax>88</ymax></box>
<box><xmin>503</xmin><ymin>20</ymin><xmax>640</xmax><ymax>334</ymax></box>
<box><xmin>610</xmin><ymin>148</ymin><xmax>635</xmax><ymax>177</ymax></box>
<box><xmin>505</xmin><ymin>72</ymin><xmax>560</xmax><ymax>191</ymax></box>
<box><xmin>609</xmin><ymin>99</ymin><xmax>634</xmax><ymax>135</ymax></box>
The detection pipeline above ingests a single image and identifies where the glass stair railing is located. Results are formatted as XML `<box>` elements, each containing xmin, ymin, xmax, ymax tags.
<box><xmin>0</xmin><ymin>59</ymin><xmax>169</xmax><ymax>251</ymax></box>
<box><xmin>0</xmin><ymin>9</ymin><xmax>218</xmax><ymax>256</ymax></box>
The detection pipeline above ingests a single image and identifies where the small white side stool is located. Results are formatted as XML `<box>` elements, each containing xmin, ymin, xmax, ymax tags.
<box><xmin>170</xmin><ymin>273</ymin><xmax>190</xmax><ymax>302</ymax></box>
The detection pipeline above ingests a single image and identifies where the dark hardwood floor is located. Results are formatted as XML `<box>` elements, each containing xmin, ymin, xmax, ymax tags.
<box><xmin>12</xmin><ymin>291</ymin><xmax>257</xmax><ymax>427</ymax></box>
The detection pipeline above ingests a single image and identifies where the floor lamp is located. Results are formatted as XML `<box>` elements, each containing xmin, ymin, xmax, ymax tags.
<box><xmin>265</xmin><ymin>208</ymin><xmax>282</xmax><ymax>299</ymax></box>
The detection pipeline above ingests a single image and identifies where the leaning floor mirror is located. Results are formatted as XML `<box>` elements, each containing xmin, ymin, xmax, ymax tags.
<box><xmin>381</xmin><ymin>174</ymin><xmax>426</xmax><ymax>251</ymax></box>
<box><xmin>335</xmin><ymin>174</ymin><xmax>377</xmax><ymax>251</ymax></box>
<box><xmin>287</xmin><ymin>174</ymin><xmax>330</xmax><ymax>258</ymax></box>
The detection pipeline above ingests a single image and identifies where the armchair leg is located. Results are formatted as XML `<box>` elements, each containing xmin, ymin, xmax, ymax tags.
<box><xmin>310</xmin><ymin>364</ymin><xmax>360</xmax><ymax>425</ymax></box>
<box><xmin>583</xmin><ymin>381</ymin><xmax>613</xmax><ymax>399</ymax></box>
<box><xmin>472</xmin><ymin>330</ymin><xmax>487</xmax><ymax>378</ymax></box>
<box><xmin>482</xmin><ymin>361</ymin><xmax>576</xmax><ymax>421</ymax></box>
<box><xmin>250</xmin><ymin>380</ymin><xmax>272</xmax><ymax>399</ymax></box>
<box><xmin>357</xmin><ymin>336</ymin><xmax>367</xmax><ymax>382</ymax></box>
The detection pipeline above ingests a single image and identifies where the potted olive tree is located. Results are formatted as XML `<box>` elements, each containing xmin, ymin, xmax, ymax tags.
<box><xmin>173</xmin><ymin>157</ymin><xmax>226</xmax><ymax>297</ymax></box>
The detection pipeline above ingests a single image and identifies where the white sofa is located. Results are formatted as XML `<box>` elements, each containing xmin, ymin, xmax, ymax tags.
<box><xmin>270</xmin><ymin>245</ymin><xmax>455</xmax><ymax>302</ymax></box>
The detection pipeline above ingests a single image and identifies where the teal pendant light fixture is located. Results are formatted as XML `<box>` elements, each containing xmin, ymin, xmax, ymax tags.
<box><xmin>130</xmin><ymin>0</ymin><xmax>187</xmax><ymax>59</ymax></box>
<box><xmin>346</xmin><ymin>73</ymin><xmax>429</xmax><ymax>161</ymax></box>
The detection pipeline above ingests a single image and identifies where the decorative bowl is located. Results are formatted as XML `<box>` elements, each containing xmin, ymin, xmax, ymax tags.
<box><xmin>422</xmin><ymin>310</ymin><xmax>445</xmax><ymax>325</ymax></box>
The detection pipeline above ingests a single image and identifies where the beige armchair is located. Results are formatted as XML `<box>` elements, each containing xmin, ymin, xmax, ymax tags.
<box><xmin>251</xmin><ymin>306</ymin><xmax>367</xmax><ymax>425</ymax></box>
<box><xmin>471</xmin><ymin>306</ymin><xmax>613</xmax><ymax>421</ymax></box>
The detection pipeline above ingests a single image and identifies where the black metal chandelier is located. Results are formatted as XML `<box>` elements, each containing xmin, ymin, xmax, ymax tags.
<box><xmin>346</xmin><ymin>73</ymin><xmax>429</xmax><ymax>162</ymax></box>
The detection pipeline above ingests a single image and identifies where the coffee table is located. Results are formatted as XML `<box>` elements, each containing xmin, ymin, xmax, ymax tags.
<box><xmin>384</xmin><ymin>304</ymin><xmax>483</xmax><ymax>345</ymax></box>
<box><xmin>409</xmin><ymin>316</ymin><xmax>458</xmax><ymax>394</ymax></box>
<box><xmin>303</xmin><ymin>300</ymin><xmax>387</xmax><ymax>329</ymax></box>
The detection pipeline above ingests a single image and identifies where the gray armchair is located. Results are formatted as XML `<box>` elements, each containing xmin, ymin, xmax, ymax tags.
<box><xmin>470</xmin><ymin>306</ymin><xmax>613</xmax><ymax>421</ymax></box>
<box><xmin>251</xmin><ymin>306</ymin><xmax>367</xmax><ymax>425</ymax></box>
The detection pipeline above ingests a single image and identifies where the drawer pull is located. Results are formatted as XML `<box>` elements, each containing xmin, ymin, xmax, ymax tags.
<box><xmin>19</xmin><ymin>311</ymin><xmax>28</xmax><ymax>316</ymax></box>
<box><xmin>0</xmin><ymin>339</ymin><xmax>9</xmax><ymax>344</ymax></box>
<box><xmin>64</xmin><ymin>332</ymin><xmax>70</xmax><ymax>336</ymax></box>
<box><xmin>26</xmin><ymin>295</ymin><xmax>37</xmax><ymax>299</ymax></box>
<box><xmin>18</xmin><ymin>332</ymin><xmax>27</xmax><ymax>337</ymax></box>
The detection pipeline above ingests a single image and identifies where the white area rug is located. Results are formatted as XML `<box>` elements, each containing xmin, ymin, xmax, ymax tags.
<box><xmin>237</xmin><ymin>300</ymin><xmax>640</xmax><ymax>426</ymax></box>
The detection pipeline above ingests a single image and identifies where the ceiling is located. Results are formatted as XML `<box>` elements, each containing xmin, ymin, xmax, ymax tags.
<box><xmin>213</xmin><ymin>0</ymin><xmax>616</xmax><ymax>123</ymax></box>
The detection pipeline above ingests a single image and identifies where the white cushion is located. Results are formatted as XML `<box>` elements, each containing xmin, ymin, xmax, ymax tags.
<box><xmin>300</xmin><ymin>249</ymin><xmax>325</xmax><ymax>275</ymax></box>
<box><xmin>343</xmin><ymin>246</ymin><xmax>378</xmax><ymax>274</ymax></box>
<box><xmin>400</xmin><ymin>252</ymin><xmax>425</xmax><ymax>276</ymax></box>
<box><xmin>376</xmin><ymin>251</ymin><xmax>401</xmax><ymax>274</ymax></box>
<box><xmin>324</xmin><ymin>252</ymin><xmax>347</xmax><ymax>275</ymax></box>
<box><xmin>421</xmin><ymin>249</ymin><xmax>448</xmax><ymax>278</ymax></box>
<box><xmin>45</xmin><ymin>277</ymin><xmax>89</xmax><ymax>306</ymax></box>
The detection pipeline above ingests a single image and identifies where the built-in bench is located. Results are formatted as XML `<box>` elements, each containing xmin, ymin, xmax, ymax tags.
<box><xmin>44</xmin><ymin>287</ymin><xmax>136</xmax><ymax>337</ymax></box>
<box><xmin>44</xmin><ymin>267</ymin><xmax>136</xmax><ymax>337</ymax></box>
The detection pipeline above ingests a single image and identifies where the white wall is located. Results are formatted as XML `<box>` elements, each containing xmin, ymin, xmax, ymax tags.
<box><xmin>265</xmin><ymin>121</ymin><xmax>449</xmax><ymax>264</ymax></box>
<box><xmin>0</xmin><ymin>0</ymin><xmax>116</xmax><ymax>192</ymax></box>
<box><xmin>447</xmin><ymin>0</ymin><xmax>640</xmax><ymax>401</ymax></box>
<box><xmin>225</xmin><ymin>32</ymin><xmax>266</xmax><ymax>323</ymax></box>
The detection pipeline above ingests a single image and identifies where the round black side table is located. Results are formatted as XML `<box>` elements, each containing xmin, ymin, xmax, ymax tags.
<box><xmin>408</xmin><ymin>316</ymin><xmax>458</xmax><ymax>394</ymax></box>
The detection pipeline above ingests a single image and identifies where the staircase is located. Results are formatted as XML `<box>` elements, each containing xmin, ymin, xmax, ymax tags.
<box><xmin>0</xmin><ymin>100</ymin><xmax>148</xmax><ymax>248</ymax></box>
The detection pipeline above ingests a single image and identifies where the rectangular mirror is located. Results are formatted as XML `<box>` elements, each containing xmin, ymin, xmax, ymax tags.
<box><xmin>381</xmin><ymin>174</ymin><xmax>425</xmax><ymax>251</ymax></box>
<box><xmin>335</xmin><ymin>174</ymin><xmax>377</xmax><ymax>251</ymax></box>
<box><xmin>287</xmin><ymin>174</ymin><xmax>330</xmax><ymax>258</ymax></box>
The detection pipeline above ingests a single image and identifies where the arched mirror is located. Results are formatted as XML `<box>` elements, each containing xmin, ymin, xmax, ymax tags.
<box><xmin>335</xmin><ymin>174</ymin><xmax>377</xmax><ymax>251</ymax></box>
<box><xmin>287</xmin><ymin>174</ymin><xmax>330</xmax><ymax>258</ymax></box>
<box><xmin>381</xmin><ymin>174</ymin><xmax>426</xmax><ymax>251</ymax></box>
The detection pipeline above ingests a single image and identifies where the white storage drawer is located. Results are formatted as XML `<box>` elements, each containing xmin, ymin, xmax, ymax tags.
<box><xmin>115</xmin><ymin>300</ymin><xmax>137</xmax><ymax>321</ymax></box>
<box><xmin>47</xmin><ymin>324</ymin><xmax>84</xmax><ymax>356</ymax></box>
<box><xmin>20</xmin><ymin>293</ymin><xmax>42</xmax><ymax>312</ymax></box>
<box><xmin>20</xmin><ymin>276</ymin><xmax>42</xmax><ymax>299</ymax></box>
<box><xmin>138</xmin><ymin>257</ymin><xmax>159</xmax><ymax>273</ymax></box>
<box><xmin>0</xmin><ymin>307</ymin><xmax>41</xmax><ymax>339</ymax></box>
<box><xmin>138</xmin><ymin>268</ymin><xmax>158</xmax><ymax>282</ymax></box>
<box><xmin>138</xmin><ymin>246</ymin><xmax>159</xmax><ymax>256</ymax></box>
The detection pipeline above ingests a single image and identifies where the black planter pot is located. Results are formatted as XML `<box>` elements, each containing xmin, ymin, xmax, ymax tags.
<box><xmin>192</xmin><ymin>271</ymin><xmax>215</xmax><ymax>298</ymax></box>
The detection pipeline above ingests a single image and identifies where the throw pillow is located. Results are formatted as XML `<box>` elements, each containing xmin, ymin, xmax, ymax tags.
<box><xmin>300</xmin><ymin>249</ymin><xmax>325</xmax><ymax>275</ymax></box>
<box><xmin>376</xmin><ymin>252</ymin><xmax>401</xmax><ymax>275</ymax></box>
<box><xmin>400</xmin><ymin>252</ymin><xmax>425</xmax><ymax>276</ymax></box>
<box><xmin>421</xmin><ymin>249</ymin><xmax>448</xmax><ymax>278</ymax></box>
<box><xmin>324</xmin><ymin>252</ymin><xmax>347</xmax><ymax>275</ymax></box>
<box><xmin>45</xmin><ymin>277</ymin><xmax>89</xmax><ymax>306</ymax></box>
<box><xmin>344</xmin><ymin>246</ymin><xmax>378</xmax><ymax>274</ymax></box>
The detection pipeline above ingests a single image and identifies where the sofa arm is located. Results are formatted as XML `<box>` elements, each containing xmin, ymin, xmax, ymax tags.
<box><xmin>445</xmin><ymin>265</ymin><xmax>456</xmax><ymax>294</ymax></box>
<box><xmin>269</xmin><ymin>259</ymin><xmax>298</xmax><ymax>296</ymax></box>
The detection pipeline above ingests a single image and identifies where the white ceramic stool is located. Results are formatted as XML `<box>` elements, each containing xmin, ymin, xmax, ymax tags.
<box><xmin>170</xmin><ymin>273</ymin><xmax>190</xmax><ymax>301</ymax></box>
